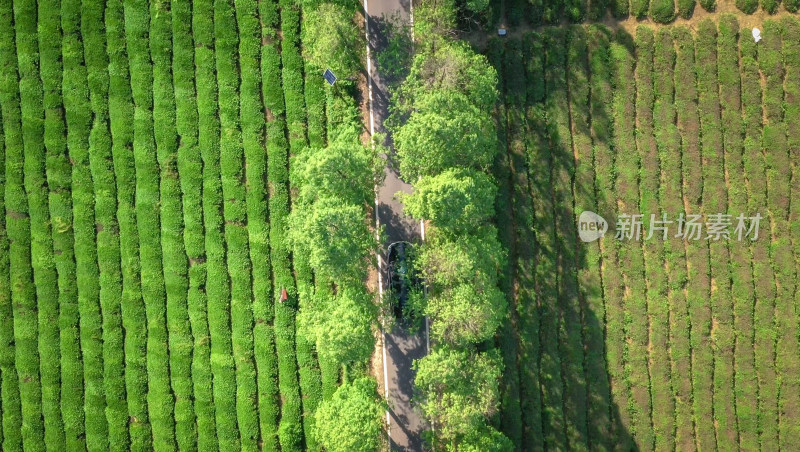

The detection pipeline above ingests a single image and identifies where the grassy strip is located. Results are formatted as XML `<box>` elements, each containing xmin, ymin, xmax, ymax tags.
<box><xmin>81</xmin><ymin>0</ymin><xmax>129</xmax><ymax>448</ymax></box>
<box><xmin>0</xmin><ymin>103</ymin><xmax>22</xmax><ymax>451</ymax></box>
<box><xmin>36</xmin><ymin>0</ymin><xmax>70</xmax><ymax>447</ymax></box>
<box><xmin>654</xmin><ymin>27</ymin><xmax>694</xmax><ymax>452</ymax></box>
<box><xmin>536</xmin><ymin>29</ymin><xmax>568</xmax><ymax>450</ymax></box>
<box><xmin>492</xmin><ymin>37</ymin><xmax>522</xmax><ymax>450</ymax></box>
<box><xmin>275</xmin><ymin>0</ymin><xmax>305</xmax><ymax>447</ymax></box>
<box><xmin>739</xmin><ymin>32</ymin><xmax>779</xmax><ymax>451</ymax></box>
<box><xmin>64</xmin><ymin>0</ymin><xmax>112</xmax><ymax>448</ymax></box>
<box><xmin>12</xmin><ymin>0</ymin><xmax>50</xmax><ymax>448</ymax></box>
<box><xmin>518</xmin><ymin>32</ymin><xmax>548</xmax><ymax>451</ymax></box>
<box><xmin>612</xmin><ymin>27</ymin><xmax>654</xmax><ymax>451</ymax></box>
<box><xmin>215</xmin><ymin>0</ymin><xmax>261</xmax><ymax>447</ymax></box>
<box><xmin>696</xmin><ymin>20</ymin><xmax>738</xmax><ymax>450</ymax></box>
<box><xmin>124</xmin><ymin>1</ymin><xmax>177</xmax><ymax>448</ymax></box>
<box><xmin>297</xmin><ymin>10</ymin><xmax>325</xmax><ymax>448</ymax></box>
<box><xmin>785</xmin><ymin>22</ymin><xmax>800</xmax><ymax>427</ymax></box>
<box><xmin>49</xmin><ymin>1</ymin><xmax>86</xmax><ymax>449</ymax></box>
<box><xmin>673</xmin><ymin>26</ymin><xmax>715</xmax><ymax>452</ymax></box>
<box><xmin>173</xmin><ymin>0</ymin><xmax>219</xmax><ymax>448</ymax></box>
<box><xmin>150</xmin><ymin>2</ymin><xmax>197</xmax><ymax>450</ymax></box>
<box><xmin>718</xmin><ymin>15</ymin><xmax>758</xmax><ymax>452</ymax></box>
<box><xmin>106</xmin><ymin>0</ymin><xmax>152</xmax><ymax>447</ymax></box>
<box><xmin>550</xmin><ymin>28</ymin><xmax>589</xmax><ymax>450</ymax></box>
<box><xmin>636</xmin><ymin>27</ymin><xmax>676</xmax><ymax>451</ymax></box>
<box><xmin>236</xmin><ymin>0</ymin><xmax>282</xmax><ymax>449</ymax></box>
<box><xmin>304</xmin><ymin>63</ymin><xmax>326</xmax><ymax>149</ymax></box>
<box><xmin>256</xmin><ymin>1</ymin><xmax>286</xmax><ymax>449</ymax></box>
<box><xmin>589</xmin><ymin>25</ymin><xmax>634</xmax><ymax>450</ymax></box>
<box><xmin>568</xmin><ymin>25</ymin><xmax>612</xmax><ymax>451</ymax></box>
<box><xmin>0</xmin><ymin>3</ymin><xmax>27</xmax><ymax>450</ymax></box>
<box><xmin>194</xmin><ymin>0</ymin><xmax>239</xmax><ymax>447</ymax></box>
<box><xmin>760</xmin><ymin>20</ymin><xmax>800</xmax><ymax>449</ymax></box>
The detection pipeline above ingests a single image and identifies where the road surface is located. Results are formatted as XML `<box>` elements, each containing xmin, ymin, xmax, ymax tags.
<box><xmin>365</xmin><ymin>0</ymin><xmax>429</xmax><ymax>450</ymax></box>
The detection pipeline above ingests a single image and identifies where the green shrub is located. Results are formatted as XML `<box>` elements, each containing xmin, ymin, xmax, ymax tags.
<box><xmin>631</xmin><ymin>0</ymin><xmax>650</xmax><ymax>17</ymax></box>
<box><xmin>193</xmin><ymin>0</ymin><xmax>239</xmax><ymax>448</ymax></box>
<box><xmin>273</xmin><ymin>0</ymin><xmax>304</xmax><ymax>448</ymax></box>
<box><xmin>150</xmin><ymin>2</ymin><xmax>198</xmax><ymax>450</ymax></box>
<box><xmin>0</xmin><ymin>1</ymin><xmax>39</xmax><ymax>450</ymax></box>
<box><xmin>124</xmin><ymin>0</ymin><xmax>176</xmax><ymax>448</ymax></box>
<box><xmin>761</xmin><ymin>0</ymin><xmax>779</xmax><ymax>13</ymax></box>
<box><xmin>174</xmin><ymin>0</ymin><xmax>218</xmax><ymax>448</ymax></box>
<box><xmin>215</xmin><ymin>0</ymin><xmax>261</xmax><ymax>448</ymax></box>
<box><xmin>673</xmin><ymin>25</ymin><xmax>717</xmax><ymax>452</ymax></box>
<box><xmin>81</xmin><ymin>0</ymin><xmax>129</xmax><ymax>448</ymax></box>
<box><xmin>649</xmin><ymin>0</ymin><xmax>675</xmax><ymax>22</ymax></box>
<box><xmin>677</xmin><ymin>0</ymin><xmax>696</xmax><ymax>17</ymax></box>
<box><xmin>33</xmin><ymin>0</ymin><xmax>68</xmax><ymax>448</ymax></box>
<box><xmin>106</xmin><ymin>0</ymin><xmax>152</xmax><ymax>448</ymax></box>
<box><xmin>735</xmin><ymin>0</ymin><xmax>758</xmax><ymax>13</ymax></box>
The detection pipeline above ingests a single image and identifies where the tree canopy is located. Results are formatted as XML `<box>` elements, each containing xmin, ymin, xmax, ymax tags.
<box><xmin>402</xmin><ymin>169</ymin><xmax>497</xmax><ymax>234</ymax></box>
<box><xmin>292</xmin><ymin>140</ymin><xmax>382</xmax><ymax>207</ymax></box>
<box><xmin>314</xmin><ymin>378</ymin><xmax>385</xmax><ymax>452</ymax></box>
<box><xmin>414</xmin><ymin>348</ymin><xmax>504</xmax><ymax>447</ymax></box>
<box><xmin>289</xmin><ymin>196</ymin><xmax>375</xmax><ymax>283</ymax></box>
<box><xmin>302</xmin><ymin>2</ymin><xmax>364</xmax><ymax>78</ymax></box>
<box><xmin>393</xmin><ymin>90</ymin><xmax>495</xmax><ymax>180</ymax></box>
<box><xmin>299</xmin><ymin>286</ymin><xmax>376</xmax><ymax>366</ymax></box>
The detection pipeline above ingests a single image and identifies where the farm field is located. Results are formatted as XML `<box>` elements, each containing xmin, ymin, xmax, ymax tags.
<box><xmin>489</xmin><ymin>15</ymin><xmax>800</xmax><ymax>451</ymax></box>
<box><xmin>0</xmin><ymin>0</ymin><xmax>379</xmax><ymax>450</ymax></box>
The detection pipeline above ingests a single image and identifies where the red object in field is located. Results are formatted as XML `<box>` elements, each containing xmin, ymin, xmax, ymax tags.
<box><xmin>280</xmin><ymin>288</ymin><xmax>288</xmax><ymax>303</ymax></box>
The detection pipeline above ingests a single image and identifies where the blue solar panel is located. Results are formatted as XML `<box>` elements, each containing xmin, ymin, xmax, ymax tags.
<box><xmin>323</xmin><ymin>68</ymin><xmax>337</xmax><ymax>86</ymax></box>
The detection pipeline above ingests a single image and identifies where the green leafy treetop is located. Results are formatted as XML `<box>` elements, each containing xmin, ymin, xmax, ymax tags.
<box><xmin>298</xmin><ymin>285</ymin><xmax>376</xmax><ymax>367</ymax></box>
<box><xmin>414</xmin><ymin>348</ymin><xmax>509</xmax><ymax>450</ymax></box>
<box><xmin>302</xmin><ymin>2</ymin><xmax>365</xmax><ymax>78</ymax></box>
<box><xmin>401</xmin><ymin>169</ymin><xmax>497</xmax><ymax>235</ymax></box>
<box><xmin>291</xmin><ymin>139</ymin><xmax>383</xmax><ymax>207</ymax></box>
<box><xmin>314</xmin><ymin>378</ymin><xmax>386</xmax><ymax>452</ymax></box>
<box><xmin>393</xmin><ymin>90</ymin><xmax>495</xmax><ymax>180</ymax></box>
<box><xmin>289</xmin><ymin>196</ymin><xmax>376</xmax><ymax>284</ymax></box>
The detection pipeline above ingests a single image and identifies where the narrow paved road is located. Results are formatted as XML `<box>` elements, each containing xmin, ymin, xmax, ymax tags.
<box><xmin>365</xmin><ymin>0</ymin><xmax>429</xmax><ymax>450</ymax></box>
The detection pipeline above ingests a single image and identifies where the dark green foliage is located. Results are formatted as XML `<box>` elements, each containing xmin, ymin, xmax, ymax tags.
<box><xmin>677</xmin><ymin>0</ymin><xmax>696</xmax><ymax>17</ymax></box>
<box><xmin>736</xmin><ymin>0</ymin><xmax>758</xmax><ymax>13</ymax></box>
<box><xmin>274</xmin><ymin>0</ymin><xmax>304</xmax><ymax>448</ymax></box>
<box><xmin>631</xmin><ymin>0</ymin><xmax>650</xmax><ymax>18</ymax></box>
<box><xmin>215</xmin><ymin>0</ymin><xmax>261</xmax><ymax>448</ymax></box>
<box><xmin>34</xmin><ymin>0</ymin><xmax>68</xmax><ymax>448</ymax></box>
<box><xmin>649</xmin><ymin>0</ymin><xmax>675</xmax><ymax>22</ymax></box>
<box><xmin>124</xmin><ymin>0</ymin><xmax>176</xmax><ymax>448</ymax></box>
<box><xmin>106</xmin><ymin>0</ymin><xmax>152</xmax><ymax>447</ymax></box>
<box><xmin>81</xmin><ymin>0</ymin><xmax>129</xmax><ymax>448</ymax></box>
<box><xmin>0</xmin><ymin>1</ymin><xmax>38</xmax><ymax>450</ymax></box>
<box><xmin>568</xmin><ymin>25</ymin><xmax>612</xmax><ymax>451</ymax></box>
<box><xmin>173</xmin><ymin>0</ymin><xmax>219</xmax><ymax>448</ymax></box>
<box><xmin>699</xmin><ymin>0</ymin><xmax>715</xmax><ymax>10</ymax></box>
<box><xmin>195</xmin><ymin>0</ymin><xmax>239</xmax><ymax>448</ymax></box>
<box><xmin>150</xmin><ymin>1</ymin><xmax>197</xmax><ymax>450</ymax></box>
<box><xmin>761</xmin><ymin>0</ymin><xmax>779</xmax><ymax>13</ymax></box>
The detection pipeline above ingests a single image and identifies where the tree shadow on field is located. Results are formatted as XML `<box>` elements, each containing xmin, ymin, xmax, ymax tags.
<box><xmin>487</xmin><ymin>25</ymin><xmax>641</xmax><ymax>451</ymax></box>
